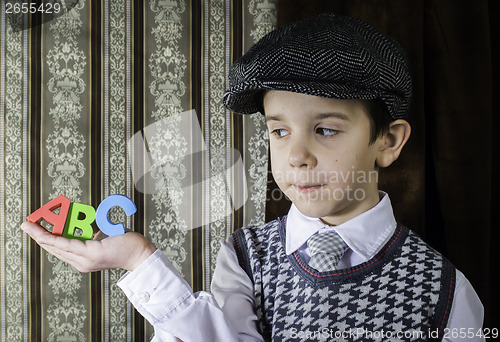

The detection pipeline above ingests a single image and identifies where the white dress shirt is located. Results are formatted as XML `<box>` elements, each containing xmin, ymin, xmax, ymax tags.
<box><xmin>117</xmin><ymin>192</ymin><xmax>485</xmax><ymax>341</ymax></box>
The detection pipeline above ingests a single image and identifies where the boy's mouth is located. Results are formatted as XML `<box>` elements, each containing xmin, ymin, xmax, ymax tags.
<box><xmin>293</xmin><ymin>184</ymin><xmax>325</xmax><ymax>192</ymax></box>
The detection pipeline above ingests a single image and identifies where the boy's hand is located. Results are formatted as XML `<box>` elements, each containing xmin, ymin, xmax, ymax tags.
<box><xmin>21</xmin><ymin>221</ymin><xmax>157</xmax><ymax>272</ymax></box>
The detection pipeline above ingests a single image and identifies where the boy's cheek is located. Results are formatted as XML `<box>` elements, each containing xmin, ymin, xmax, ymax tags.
<box><xmin>270</xmin><ymin>159</ymin><xmax>286</xmax><ymax>183</ymax></box>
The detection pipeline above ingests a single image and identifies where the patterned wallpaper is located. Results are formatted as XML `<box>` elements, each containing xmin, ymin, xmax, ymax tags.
<box><xmin>0</xmin><ymin>0</ymin><xmax>276</xmax><ymax>340</ymax></box>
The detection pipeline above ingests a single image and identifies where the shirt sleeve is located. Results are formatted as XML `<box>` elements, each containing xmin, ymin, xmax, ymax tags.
<box><xmin>211</xmin><ymin>237</ymin><xmax>263</xmax><ymax>342</ymax></box>
<box><xmin>442</xmin><ymin>269</ymin><xmax>485</xmax><ymax>342</ymax></box>
<box><xmin>117</xmin><ymin>248</ymin><xmax>247</xmax><ymax>342</ymax></box>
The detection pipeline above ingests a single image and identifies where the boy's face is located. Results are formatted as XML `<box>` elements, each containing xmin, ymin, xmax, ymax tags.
<box><xmin>264</xmin><ymin>90</ymin><xmax>386</xmax><ymax>226</ymax></box>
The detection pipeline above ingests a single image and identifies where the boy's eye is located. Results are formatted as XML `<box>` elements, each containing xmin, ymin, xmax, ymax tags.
<box><xmin>316</xmin><ymin>128</ymin><xmax>338</xmax><ymax>136</ymax></box>
<box><xmin>271</xmin><ymin>128</ymin><xmax>289</xmax><ymax>138</ymax></box>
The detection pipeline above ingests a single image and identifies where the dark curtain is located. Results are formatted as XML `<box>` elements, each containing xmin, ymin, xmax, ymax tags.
<box><xmin>266</xmin><ymin>0</ymin><xmax>498</xmax><ymax>327</ymax></box>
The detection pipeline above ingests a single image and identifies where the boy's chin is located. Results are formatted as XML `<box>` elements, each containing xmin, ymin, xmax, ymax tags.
<box><xmin>293</xmin><ymin>201</ymin><xmax>345</xmax><ymax>220</ymax></box>
<box><xmin>293</xmin><ymin>199</ymin><xmax>363</xmax><ymax>224</ymax></box>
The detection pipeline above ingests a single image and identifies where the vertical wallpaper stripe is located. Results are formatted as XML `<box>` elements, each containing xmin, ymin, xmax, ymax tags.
<box><xmin>242</xmin><ymin>0</ymin><xmax>275</xmax><ymax>228</ymax></box>
<box><xmin>203</xmin><ymin>0</ymin><xmax>210</xmax><ymax>291</ymax></box>
<box><xmin>103</xmin><ymin>0</ymin><xmax>110</xmax><ymax>338</ymax></box>
<box><xmin>225</xmin><ymin>0</ymin><xmax>231</xmax><ymax>241</ymax></box>
<box><xmin>0</xmin><ymin>3</ymin><xmax>6</xmax><ymax>340</ymax></box>
<box><xmin>206</xmin><ymin>0</ymin><xmax>228</xmax><ymax>286</ymax></box>
<box><xmin>103</xmin><ymin>0</ymin><xmax>110</xmax><ymax>340</ymax></box>
<box><xmin>131</xmin><ymin>0</ymin><xmax>146</xmax><ymax>340</ymax></box>
<box><xmin>22</xmin><ymin>10</ymin><xmax>29</xmax><ymax>342</ymax></box>
<box><xmin>0</xmin><ymin>1</ymin><xmax>276</xmax><ymax>340</ymax></box>
<box><xmin>189</xmin><ymin>0</ymin><xmax>204</xmax><ymax>295</ymax></box>
<box><xmin>28</xmin><ymin>6</ymin><xmax>43</xmax><ymax>340</ymax></box>
<box><xmin>1</xmin><ymin>1</ymin><xmax>31</xmax><ymax>340</ymax></box>
<box><xmin>90</xmin><ymin>1</ymin><xmax>103</xmax><ymax>340</ymax></box>
<box><xmin>43</xmin><ymin>1</ymin><xmax>90</xmax><ymax>340</ymax></box>
<box><xmin>125</xmin><ymin>1</ymin><xmax>133</xmax><ymax>339</ymax></box>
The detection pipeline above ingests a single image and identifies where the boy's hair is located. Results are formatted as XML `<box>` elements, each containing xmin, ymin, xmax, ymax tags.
<box><xmin>223</xmin><ymin>13</ymin><xmax>412</xmax><ymax>123</ymax></box>
<box><xmin>363</xmin><ymin>99</ymin><xmax>393</xmax><ymax>145</ymax></box>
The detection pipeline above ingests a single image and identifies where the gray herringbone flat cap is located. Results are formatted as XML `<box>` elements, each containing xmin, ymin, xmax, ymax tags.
<box><xmin>223</xmin><ymin>13</ymin><xmax>412</xmax><ymax>120</ymax></box>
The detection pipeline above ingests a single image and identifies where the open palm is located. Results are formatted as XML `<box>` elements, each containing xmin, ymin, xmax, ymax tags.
<box><xmin>21</xmin><ymin>221</ymin><xmax>156</xmax><ymax>272</ymax></box>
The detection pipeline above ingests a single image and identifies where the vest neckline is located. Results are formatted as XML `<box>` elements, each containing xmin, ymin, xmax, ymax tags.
<box><xmin>278</xmin><ymin>217</ymin><xmax>408</xmax><ymax>285</ymax></box>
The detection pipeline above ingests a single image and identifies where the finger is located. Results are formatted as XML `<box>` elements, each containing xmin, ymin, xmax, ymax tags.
<box><xmin>21</xmin><ymin>221</ymin><xmax>96</xmax><ymax>268</ymax></box>
<box><xmin>21</xmin><ymin>221</ymin><xmax>54</xmax><ymax>243</ymax></box>
<box><xmin>22</xmin><ymin>222</ymin><xmax>85</xmax><ymax>265</ymax></box>
<box><xmin>92</xmin><ymin>230</ymin><xmax>108</xmax><ymax>241</ymax></box>
<box><xmin>21</xmin><ymin>221</ymin><xmax>118</xmax><ymax>272</ymax></box>
<box><xmin>39</xmin><ymin>243</ymin><xmax>83</xmax><ymax>266</ymax></box>
<box><xmin>43</xmin><ymin>244</ymin><xmax>99</xmax><ymax>272</ymax></box>
<box><xmin>21</xmin><ymin>221</ymin><xmax>75</xmax><ymax>249</ymax></box>
<box><xmin>22</xmin><ymin>221</ymin><xmax>86</xmax><ymax>252</ymax></box>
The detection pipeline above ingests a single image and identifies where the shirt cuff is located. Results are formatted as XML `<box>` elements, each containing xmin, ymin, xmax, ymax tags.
<box><xmin>117</xmin><ymin>249</ymin><xmax>193</xmax><ymax>325</ymax></box>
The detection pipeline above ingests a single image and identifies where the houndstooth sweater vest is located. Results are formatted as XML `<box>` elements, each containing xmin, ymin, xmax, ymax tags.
<box><xmin>232</xmin><ymin>217</ymin><xmax>455</xmax><ymax>341</ymax></box>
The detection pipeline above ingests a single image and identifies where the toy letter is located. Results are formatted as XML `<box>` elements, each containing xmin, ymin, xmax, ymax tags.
<box><xmin>62</xmin><ymin>202</ymin><xmax>96</xmax><ymax>241</ymax></box>
<box><xmin>27</xmin><ymin>195</ymin><xmax>71</xmax><ymax>235</ymax></box>
<box><xmin>95</xmin><ymin>194</ymin><xmax>136</xmax><ymax>237</ymax></box>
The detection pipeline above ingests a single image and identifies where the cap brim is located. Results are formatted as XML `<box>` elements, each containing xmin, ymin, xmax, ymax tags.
<box><xmin>223</xmin><ymin>79</ymin><xmax>379</xmax><ymax>114</ymax></box>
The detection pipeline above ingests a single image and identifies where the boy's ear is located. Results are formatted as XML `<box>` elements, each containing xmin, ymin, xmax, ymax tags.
<box><xmin>376</xmin><ymin>120</ymin><xmax>411</xmax><ymax>168</ymax></box>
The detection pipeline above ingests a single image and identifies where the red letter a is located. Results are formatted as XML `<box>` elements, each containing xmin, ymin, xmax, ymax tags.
<box><xmin>27</xmin><ymin>195</ymin><xmax>71</xmax><ymax>236</ymax></box>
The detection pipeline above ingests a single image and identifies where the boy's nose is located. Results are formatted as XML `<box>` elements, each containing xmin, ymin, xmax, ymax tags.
<box><xmin>288</xmin><ymin>143</ymin><xmax>317</xmax><ymax>169</ymax></box>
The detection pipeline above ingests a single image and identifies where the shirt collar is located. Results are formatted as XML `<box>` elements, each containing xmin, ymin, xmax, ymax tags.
<box><xmin>285</xmin><ymin>191</ymin><xmax>397</xmax><ymax>261</ymax></box>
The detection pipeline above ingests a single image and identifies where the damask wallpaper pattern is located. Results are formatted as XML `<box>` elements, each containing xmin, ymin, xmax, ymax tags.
<box><xmin>0</xmin><ymin>0</ymin><xmax>276</xmax><ymax>341</ymax></box>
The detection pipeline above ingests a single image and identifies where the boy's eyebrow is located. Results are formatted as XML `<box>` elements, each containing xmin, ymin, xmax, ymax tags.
<box><xmin>265</xmin><ymin>112</ymin><xmax>350</xmax><ymax>122</ymax></box>
<box><xmin>265</xmin><ymin>114</ymin><xmax>283</xmax><ymax>123</ymax></box>
<box><xmin>315</xmin><ymin>112</ymin><xmax>350</xmax><ymax>121</ymax></box>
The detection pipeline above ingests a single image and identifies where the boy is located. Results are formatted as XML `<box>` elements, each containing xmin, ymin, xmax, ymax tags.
<box><xmin>22</xmin><ymin>13</ymin><xmax>483</xmax><ymax>341</ymax></box>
